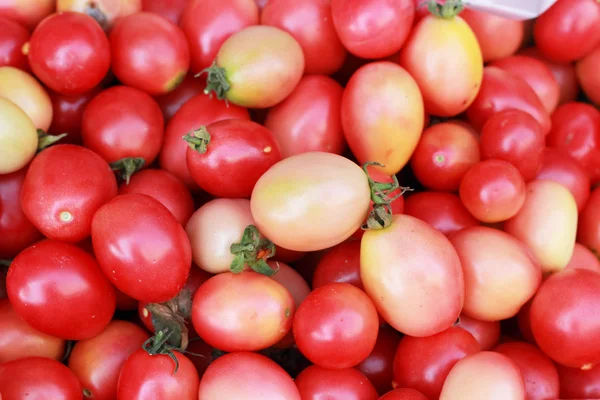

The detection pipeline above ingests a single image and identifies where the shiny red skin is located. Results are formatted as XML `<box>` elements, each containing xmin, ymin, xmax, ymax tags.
<box><xmin>0</xmin><ymin>168</ymin><xmax>42</xmax><ymax>258</ymax></box>
<box><xmin>331</xmin><ymin>0</ymin><xmax>414</xmax><ymax>59</ymax></box>
<box><xmin>21</xmin><ymin>144</ymin><xmax>118</xmax><ymax>243</ymax></box>
<box><xmin>48</xmin><ymin>87</ymin><xmax>102</xmax><ymax>144</ymax></box>
<box><xmin>313</xmin><ymin>240</ymin><xmax>363</xmax><ymax>290</ymax></box>
<box><xmin>495</xmin><ymin>341</ymin><xmax>560</xmax><ymax>400</ymax></box>
<box><xmin>154</xmin><ymin>73</ymin><xmax>205</xmax><ymax>123</ymax></box>
<box><xmin>114</xmin><ymin>288</ymin><xmax>138</xmax><ymax>311</ymax></box>
<box><xmin>0</xmin><ymin>357</ymin><xmax>82</xmax><ymax>400</ymax></box>
<box><xmin>546</xmin><ymin>102</ymin><xmax>600</xmax><ymax>184</ymax></box>
<box><xmin>28</xmin><ymin>12</ymin><xmax>110</xmax><ymax>95</ymax></box>
<box><xmin>117</xmin><ymin>350</ymin><xmax>199</xmax><ymax>400</ymax></box>
<box><xmin>531</xmin><ymin>269</ymin><xmax>600</xmax><ymax>368</ymax></box>
<box><xmin>264</xmin><ymin>75</ymin><xmax>345</xmax><ymax>158</ymax></box>
<box><xmin>557</xmin><ymin>363</ymin><xmax>600</xmax><ymax>399</ymax></box>
<box><xmin>578</xmin><ymin>188</ymin><xmax>600</xmax><ymax>254</ymax></box>
<box><xmin>119</xmin><ymin>169</ymin><xmax>194</xmax><ymax>225</ymax></box>
<box><xmin>403</xmin><ymin>192</ymin><xmax>479</xmax><ymax>237</ymax></box>
<box><xmin>186</xmin><ymin>119</ymin><xmax>282</xmax><ymax>198</ymax></box>
<box><xmin>533</xmin><ymin>0</ymin><xmax>600</xmax><ymax>63</ymax></box>
<box><xmin>110</xmin><ymin>12</ymin><xmax>190</xmax><ymax>95</ymax></box>
<box><xmin>466</xmin><ymin>67</ymin><xmax>551</xmax><ymax>134</ymax></box>
<box><xmin>159</xmin><ymin>93</ymin><xmax>250</xmax><ymax>191</ymax></box>
<box><xmin>181</xmin><ymin>0</ymin><xmax>259</xmax><ymax>73</ymax></box>
<box><xmin>380</xmin><ymin>388</ymin><xmax>429</xmax><ymax>400</ymax></box>
<box><xmin>578</xmin><ymin>45</ymin><xmax>600</xmax><ymax>106</ymax></box>
<box><xmin>142</xmin><ymin>0</ymin><xmax>188</xmax><ymax>24</ymax></box>
<box><xmin>356</xmin><ymin>325</ymin><xmax>402</xmax><ymax>395</ymax></box>
<box><xmin>6</xmin><ymin>240</ymin><xmax>116</xmax><ymax>340</ymax></box>
<box><xmin>392</xmin><ymin>326</ymin><xmax>480</xmax><ymax>399</ymax></box>
<box><xmin>455</xmin><ymin>314</ymin><xmax>500</xmax><ymax>351</ymax></box>
<box><xmin>566</xmin><ymin>243</ymin><xmax>600</xmax><ymax>272</ymax></box>
<box><xmin>295</xmin><ymin>366</ymin><xmax>379</xmax><ymax>400</ymax></box>
<box><xmin>0</xmin><ymin>16</ymin><xmax>29</xmax><ymax>70</ymax></box>
<box><xmin>91</xmin><ymin>193</ymin><xmax>192</xmax><ymax>303</ymax></box>
<box><xmin>262</xmin><ymin>0</ymin><xmax>346</xmax><ymax>75</ymax></box>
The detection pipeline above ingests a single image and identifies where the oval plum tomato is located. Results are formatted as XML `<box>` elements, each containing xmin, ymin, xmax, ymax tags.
<box><xmin>403</xmin><ymin>192</ymin><xmax>479</xmax><ymax>236</ymax></box>
<box><xmin>21</xmin><ymin>144</ymin><xmax>118</xmax><ymax>243</ymax></box>
<box><xmin>159</xmin><ymin>93</ymin><xmax>250</xmax><ymax>191</ymax></box>
<box><xmin>530</xmin><ymin>268</ymin><xmax>600</xmax><ymax>368</ymax></box>
<box><xmin>181</xmin><ymin>0</ymin><xmax>258</xmax><ymax>73</ymax></box>
<box><xmin>295</xmin><ymin>366</ymin><xmax>378</xmax><ymax>400</ymax></box>
<box><xmin>410</xmin><ymin>121</ymin><xmax>480</xmax><ymax>191</ymax></box>
<box><xmin>579</xmin><ymin>189</ymin><xmax>600</xmax><ymax>255</ymax></box>
<box><xmin>202</xmin><ymin>25</ymin><xmax>304</xmax><ymax>108</ymax></box>
<box><xmin>185</xmin><ymin>119</ymin><xmax>281</xmax><ymax>198</ymax></box>
<box><xmin>342</xmin><ymin>62</ymin><xmax>424</xmax><ymax>175</ymax></box>
<box><xmin>393</xmin><ymin>326</ymin><xmax>480</xmax><ymax>399</ymax></box>
<box><xmin>0</xmin><ymin>357</ymin><xmax>82</xmax><ymax>400</ymax></box>
<box><xmin>505</xmin><ymin>180</ymin><xmax>578</xmax><ymax>275</ymax></box>
<box><xmin>110</xmin><ymin>12</ymin><xmax>190</xmax><ymax>95</ymax></box>
<box><xmin>92</xmin><ymin>193</ymin><xmax>192</xmax><ymax>302</ymax></box>
<box><xmin>0</xmin><ymin>17</ymin><xmax>29</xmax><ymax>70</ymax></box>
<box><xmin>577</xmin><ymin>45</ymin><xmax>600</xmax><ymax>106</ymax></box>
<box><xmin>154</xmin><ymin>73</ymin><xmax>205</xmax><ymax>123</ymax></box>
<box><xmin>0</xmin><ymin>0</ymin><xmax>54</xmax><ymax>30</ymax></box>
<box><xmin>357</xmin><ymin>325</ymin><xmax>402</xmax><ymax>395</ymax></box>
<box><xmin>459</xmin><ymin>159</ymin><xmax>526</xmax><ymax>223</ymax></box>
<box><xmin>313</xmin><ymin>240</ymin><xmax>362</xmax><ymax>290</ymax></box>
<box><xmin>0</xmin><ymin>298</ymin><xmax>65</xmax><ymax>363</ymax></box>
<box><xmin>380</xmin><ymin>388</ymin><xmax>429</xmax><ymax>400</ymax></box>
<box><xmin>466</xmin><ymin>67</ymin><xmax>551</xmax><ymax>134</ymax></box>
<box><xmin>251</xmin><ymin>152</ymin><xmax>371</xmax><ymax>252</ymax></box>
<box><xmin>455</xmin><ymin>314</ymin><xmax>500</xmax><ymax>351</ymax></box>
<box><xmin>119</xmin><ymin>169</ymin><xmax>194</xmax><ymax>225</ymax></box>
<box><xmin>495</xmin><ymin>341</ymin><xmax>560</xmax><ymax>400</ymax></box>
<box><xmin>69</xmin><ymin>320</ymin><xmax>149</xmax><ymax>400</ymax></box>
<box><xmin>198</xmin><ymin>352</ymin><xmax>301</xmax><ymax>400</ymax></box>
<box><xmin>293</xmin><ymin>283</ymin><xmax>378</xmax><ymax>368</ymax></box>
<box><xmin>117</xmin><ymin>349</ymin><xmax>199</xmax><ymax>400</ymax></box>
<box><xmin>557</xmin><ymin>363</ymin><xmax>600</xmax><ymax>399</ymax></box>
<box><xmin>56</xmin><ymin>0</ymin><xmax>141</xmax><ymax>29</ymax></box>
<box><xmin>264</xmin><ymin>75</ymin><xmax>345</xmax><ymax>158</ymax></box>
<box><xmin>142</xmin><ymin>0</ymin><xmax>187</xmax><ymax>24</ymax></box>
<box><xmin>566</xmin><ymin>243</ymin><xmax>600</xmax><ymax>273</ymax></box>
<box><xmin>533</xmin><ymin>0</ymin><xmax>600</xmax><ymax>63</ymax></box>
<box><xmin>6</xmin><ymin>240</ymin><xmax>116</xmax><ymax>340</ymax></box>
<box><xmin>0</xmin><ymin>97</ymin><xmax>37</xmax><ymax>174</ymax></box>
<box><xmin>47</xmin><ymin>87</ymin><xmax>102</xmax><ymax>144</ymax></box>
<box><xmin>28</xmin><ymin>12</ymin><xmax>110</xmax><ymax>95</ymax></box>
<box><xmin>362</xmin><ymin>214</ymin><xmax>464</xmax><ymax>336</ymax></box>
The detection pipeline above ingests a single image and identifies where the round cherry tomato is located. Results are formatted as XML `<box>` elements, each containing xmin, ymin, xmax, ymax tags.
<box><xmin>21</xmin><ymin>144</ymin><xmax>118</xmax><ymax>243</ymax></box>
<box><xmin>91</xmin><ymin>193</ymin><xmax>192</xmax><ymax>303</ymax></box>
<box><xmin>566</xmin><ymin>243</ymin><xmax>600</xmax><ymax>273</ymax></box>
<box><xmin>0</xmin><ymin>97</ymin><xmax>37</xmax><ymax>174</ymax></box>
<box><xmin>154</xmin><ymin>73</ymin><xmax>205</xmax><ymax>123</ymax></box>
<box><xmin>0</xmin><ymin>0</ymin><xmax>54</xmax><ymax>30</ymax></box>
<box><xmin>56</xmin><ymin>0</ymin><xmax>141</xmax><ymax>29</ymax></box>
<box><xmin>357</xmin><ymin>325</ymin><xmax>402</xmax><ymax>395</ymax></box>
<box><xmin>142</xmin><ymin>0</ymin><xmax>187</xmax><ymax>23</ymax></box>
<box><xmin>577</xmin><ymin>45</ymin><xmax>600</xmax><ymax>106</ymax></box>
<box><xmin>380</xmin><ymin>388</ymin><xmax>428</xmax><ymax>400</ymax></box>
<box><xmin>110</xmin><ymin>12</ymin><xmax>190</xmax><ymax>95</ymax></box>
<box><xmin>557</xmin><ymin>363</ymin><xmax>600</xmax><ymax>399</ymax></box>
<box><xmin>0</xmin><ymin>16</ymin><xmax>29</xmax><ymax>70</ymax></box>
<box><xmin>295</xmin><ymin>365</ymin><xmax>378</xmax><ymax>400</ymax></box>
<box><xmin>313</xmin><ymin>240</ymin><xmax>362</xmax><ymax>290</ymax></box>
<box><xmin>455</xmin><ymin>314</ymin><xmax>500</xmax><ymax>351</ymax></box>
<box><xmin>47</xmin><ymin>87</ymin><xmax>102</xmax><ymax>143</ymax></box>
<box><xmin>7</xmin><ymin>240</ymin><xmax>116</xmax><ymax>340</ymax></box>
<box><xmin>579</xmin><ymin>189</ymin><xmax>600</xmax><ymax>255</ymax></box>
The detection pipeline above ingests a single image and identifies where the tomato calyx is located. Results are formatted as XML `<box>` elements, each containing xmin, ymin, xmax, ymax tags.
<box><xmin>428</xmin><ymin>0</ymin><xmax>464</xmax><ymax>18</ymax></box>
<box><xmin>145</xmin><ymin>288</ymin><xmax>193</xmax><ymax>351</ymax></box>
<box><xmin>142</xmin><ymin>328</ymin><xmax>185</xmax><ymax>373</ymax></box>
<box><xmin>110</xmin><ymin>157</ymin><xmax>146</xmax><ymax>185</ymax></box>
<box><xmin>182</xmin><ymin>127</ymin><xmax>211</xmax><ymax>154</ymax></box>
<box><xmin>196</xmin><ymin>61</ymin><xmax>231</xmax><ymax>101</ymax></box>
<box><xmin>230</xmin><ymin>225</ymin><xmax>278</xmax><ymax>276</ymax></box>
<box><xmin>37</xmin><ymin>129</ymin><xmax>68</xmax><ymax>152</ymax></box>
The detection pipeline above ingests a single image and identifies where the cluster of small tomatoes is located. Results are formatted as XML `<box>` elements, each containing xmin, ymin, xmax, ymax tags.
<box><xmin>1</xmin><ymin>0</ymin><xmax>600</xmax><ymax>399</ymax></box>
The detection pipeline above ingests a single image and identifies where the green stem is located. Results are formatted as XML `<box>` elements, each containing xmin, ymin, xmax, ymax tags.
<box><xmin>182</xmin><ymin>127</ymin><xmax>211</xmax><ymax>154</ymax></box>
<box><xmin>37</xmin><ymin>130</ymin><xmax>67</xmax><ymax>151</ymax></box>
<box><xmin>110</xmin><ymin>157</ymin><xmax>145</xmax><ymax>185</ymax></box>
<box><xmin>195</xmin><ymin>62</ymin><xmax>230</xmax><ymax>101</ymax></box>
<box><xmin>230</xmin><ymin>225</ymin><xmax>277</xmax><ymax>276</ymax></box>
<box><xmin>144</xmin><ymin>288</ymin><xmax>192</xmax><ymax>351</ymax></box>
<box><xmin>428</xmin><ymin>0</ymin><xmax>464</xmax><ymax>18</ymax></box>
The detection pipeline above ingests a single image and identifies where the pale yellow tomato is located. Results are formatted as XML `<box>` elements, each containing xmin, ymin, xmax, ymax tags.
<box><xmin>56</xmin><ymin>0</ymin><xmax>141</xmax><ymax>28</ymax></box>
<box><xmin>0</xmin><ymin>97</ymin><xmax>38</xmax><ymax>174</ymax></box>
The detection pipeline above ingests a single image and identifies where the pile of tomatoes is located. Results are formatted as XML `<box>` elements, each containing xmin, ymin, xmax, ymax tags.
<box><xmin>1</xmin><ymin>0</ymin><xmax>600</xmax><ymax>398</ymax></box>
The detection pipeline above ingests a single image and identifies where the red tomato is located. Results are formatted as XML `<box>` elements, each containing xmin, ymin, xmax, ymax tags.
<box><xmin>20</xmin><ymin>144</ymin><xmax>118</xmax><ymax>243</ymax></box>
<box><xmin>91</xmin><ymin>193</ymin><xmax>192</xmax><ymax>303</ymax></box>
<box><xmin>0</xmin><ymin>357</ymin><xmax>82</xmax><ymax>400</ymax></box>
<box><xmin>7</xmin><ymin>240</ymin><xmax>116</xmax><ymax>340</ymax></box>
<box><xmin>410</xmin><ymin>121</ymin><xmax>480</xmax><ymax>191</ymax></box>
<box><xmin>142</xmin><ymin>0</ymin><xmax>188</xmax><ymax>24</ymax></box>
<box><xmin>0</xmin><ymin>0</ymin><xmax>54</xmax><ymax>30</ymax></box>
<box><xmin>295</xmin><ymin>365</ymin><xmax>379</xmax><ymax>400</ymax></box>
<box><xmin>577</xmin><ymin>45</ymin><xmax>600</xmax><ymax>106</ymax></box>
<box><xmin>557</xmin><ymin>363</ymin><xmax>600</xmax><ymax>399</ymax></box>
<box><xmin>28</xmin><ymin>12</ymin><xmax>110</xmax><ymax>95</ymax></box>
<box><xmin>531</xmin><ymin>268</ymin><xmax>600</xmax><ymax>368</ymax></box>
<box><xmin>566</xmin><ymin>243</ymin><xmax>600</xmax><ymax>273</ymax></box>
<box><xmin>69</xmin><ymin>320</ymin><xmax>149</xmax><ymax>400</ymax></box>
<box><xmin>356</xmin><ymin>325</ymin><xmax>402</xmax><ymax>395</ymax></box>
<box><xmin>313</xmin><ymin>240</ymin><xmax>362</xmax><ymax>290</ymax></box>
<box><xmin>0</xmin><ymin>17</ymin><xmax>29</xmax><ymax>70</ymax></box>
<box><xmin>154</xmin><ymin>73</ymin><xmax>205</xmax><ymax>123</ymax></box>
<box><xmin>47</xmin><ymin>87</ymin><xmax>102</xmax><ymax>144</ymax></box>
<box><xmin>110</xmin><ymin>12</ymin><xmax>190</xmax><ymax>95</ymax></box>
<box><xmin>533</xmin><ymin>0</ymin><xmax>600</xmax><ymax>63</ymax></box>
<box><xmin>380</xmin><ymin>388</ymin><xmax>428</xmax><ymax>400</ymax></box>
<box><xmin>455</xmin><ymin>314</ymin><xmax>500</xmax><ymax>351</ymax></box>
<box><xmin>114</xmin><ymin>288</ymin><xmax>138</xmax><ymax>311</ymax></box>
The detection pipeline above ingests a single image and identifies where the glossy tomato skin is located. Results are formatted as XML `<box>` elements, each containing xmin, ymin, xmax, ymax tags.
<box><xmin>579</xmin><ymin>189</ymin><xmax>600</xmax><ymax>254</ymax></box>
<box><xmin>110</xmin><ymin>12</ymin><xmax>190</xmax><ymax>95</ymax></box>
<box><xmin>313</xmin><ymin>240</ymin><xmax>362</xmax><ymax>290</ymax></box>
<box><xmin>0</xmin><ymin>17</ymin><xmax>29</xmax><ymax>70</ymax></box>
<box><xmin>21</xmin><ymin>144</ymin><xmax>118</xmax><ymax>243</ymax></box>
<box><xmin>6</xmin><ymin>240</ymin><xmax>116</xmax><ymax>340</ymax></box>
<box><xmin>566</xmin><ymin>243</ymin><xmax>600</xmax><ymax>273</ymax></box>
<box><xmin>356</xmin><ymin>325</ymin><xmax>402</xmax><ymax>395</ymax></box>
<box><xmin>577</xmin><ymin>45</ymin><xmax>600</xmax><ymax>106</ymax></box>
<box><xmin>0</xmin><ymin>96</ymin><xmax>38</xmax><ymax>175</ymax></box>
<box><xmin>142</xmin><ymin>0</ymin><xmax>187</xmax><ymax>23</ymax></box>
<box><xmin>557</xmin><ymin>363</ymin><xmax>600</xmax><ymax>399</ymax></box>
<box><xmin>380</xmin><ymin>388</ymin><xmax>428</xmax><ymax>400</ymax></box>
<box><xmin>48</xmin><ymin>87</ymin><xmax>102</xmax><ymax>143</ymax></box>
<box><xmin>455</xmin><ymin>314</ymin><xmax>500</xmax><ymax>351</ymax></box>
<box><xmin>28</xmin><ymin>12</ymin><xmax>110</xmax><ymax>95</ymax></box>
<box><xmin>154</xmin><ymin>73</ymin><xmax>205</xmax><ymax>123</ymax></box>
<box><xmin>91</xmin><ymin>193</ymin><xmax>192</xmax><ymax>303</ymax></box>
<box><xmin>295</xmin><ymin>366</ymin><xmax>379</xmax><ymax>400</ymax></box>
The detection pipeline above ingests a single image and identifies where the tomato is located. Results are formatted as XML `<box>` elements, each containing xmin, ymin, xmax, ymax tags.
<box><xmin>110</xmin><ymin>12</ymin><xmax>190</xmax><ymax>95</ymax></box>
<box><xmin>202</xmin><ymin>25</ymin><xmax>304</xmax><ymax>108</ymax></box>
<box><xmin>579</xmin><ymin>189</ymin><xmax>600</xmax><ymax>256</ymax></box>
<box><xmin>459</xmin><ymin>159</ymin><xmax>526</xmax><ymax>223</ymax></box>
<box><xmin>455</xmin><ymin>314</ymin><xmax>500</xmax><ymax>351</ymax></box>
<box><xmin>7</xmin><ymin>240</ymin><xmax>116</xmax><ymax>339</ymax></box>
<box><xmin>92</xmin><ymin>193</ymin><xmax>192</xmax><ymax>302</ymax></box>
<box><xmin>516</xmin><ymin>299</ymin><xmax>536</xmax><ymax>344</ymax></box>
<box><xmin>0</xmin><ymin>17</ymin><xmax>29</xmax><ymax>70</ymax></box>
<box><xmin>0</xmin><ymin>97</ymin><xmax>37</xmax><ymax>174</ymax></box>
<box><xmin>393</xmin><ymin>326</ymin><xmax>480</xmax><ymax>399</ymax></box>
<box><xmin>0</xmin><ymin>0</ymin><xmax>54</xmax><ymax>30</ymax></box>
<box><xmin>69</xmin><ymin>320</ymin><xmax>149</xmax><ymax>400</ymax></box>
<box><xmin>466</xmin><ymin>66</ymin><xmax>551</xmax><ymax>134</ymax></box>
<box><xmin>356</xmin><ymin>325</ymin><xmax>402</xmax><ymax>395</ymax></box>
<box><xmin>530</xmin><ymin>268</ymin><xmax>600</xmax><ymax>369</ymax></box>
<box><xmin>28</xmin><ymin>12</ymin><xmax>110</xmax><ymax>95</ymax></box>
<box><xmin>0</xmin><ymin>357</ymin><xmax>82</xmax><ymax>400</ymax></box>
<box><xmin>264</xmin><ymin>75</ymin><xmax>345</xmax><ymax>158</ymax></box>
<box><xmin>577</xmin><ymin>45</ymin><xmax>600</xmax><ymax>106</ymax></box>
<box><xmin>403</xmin><ymin>192</ymin><xmax>479</xmax><ymax>237</ymax></box>
<box><xmin>198</xmin><ymin>352</ymin><xmax>301</xmax><ymax>400</ymax></box>
<box><xmin>114</xmin><ymin>288</ymin><xmax>138</xmax><ymax>311</ymax></box>
<box><xmin>557</xmin><ymin>363</ymin><xmax>600</xmax><ymax>399</ymax></box>
<box><xmin>380</xmin><ymin>388</ymin><xmax>428</xmax><ymax>400</ymax></box>
<box><xmin>117</xmin><ymin>349</ymin><xmax>199</xmax><ymax>400</ymax></box>
<box><xmin>533</xmin><ymin>0</ymin><xmax>600</xmax><ymax>63</ymax></box>
<box><xmin>47</xmin><ymin>87</ymin><xmax>101</xmax><ymax>144</ymax></box>
<box><xmin>154</xmin><ymin>73</ymin><xmax>205</xmax><ymax>123</ymax></box>
<box><xmin>56</xmin><ymin>0</ymin><xmax>141</xmax><ymax>29</ymax></box>
<box><xmin>0</xmin><ymin>67</ymin><xmax>51</xmax><ymax>132</ymax></box>
<box><xmin>566</xmin><ymin>243</ymin><xmax>600</xmax><ymax>273</ymax></box>
<box><xmin>21</xmin><ymin>144</ymin><xmax>118</xmax><ymax>243</ymax></box>
<box><xmin>295</xmin><ymin>366</ymin><xmax>378</xmax><ymax>400</ymax></box>
<box><xmin>342</xmin><ymin>62</ymin><xmax>424</xmax><ymax>175</ymax></box>
<box><xmin>142</xmin><ymin>0</ymin><xmax>187</xmax><ymax>24</ymax></box>
<box><xmin>159</xmin><ymin>93</ymin><xmax>250</xmax><ymax>191</ymax></box>
<box><xmin>505</xmin><ymin>180</ymin><xmax>578</xmax><ymax>275</ymax></box>
<box><xmin>313</xmin><ymin>240</ymin><xmax>362</xmax><ymax>290</ymax></box>
<box><xmin>410</xmin><ymin>121</ymin><xmax>479</xmax><ymax>191</ymax></box>
<box><xmin>440</xmin><ymin>352</ymin><xmax>525</xmax><ymax>400</ymax></box>
<box><xmin>495</xmin><ymin>342</ymin><xmax>560</xmax><ymax>400</ymax></box>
